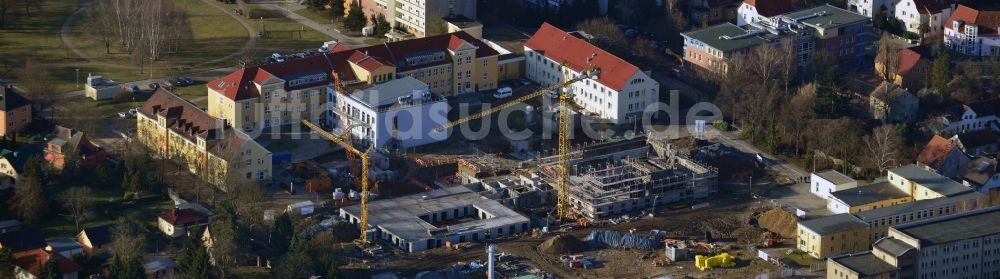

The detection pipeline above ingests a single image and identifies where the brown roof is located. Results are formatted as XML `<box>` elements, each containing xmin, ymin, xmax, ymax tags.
<box><xmin>948</xmin><ymin>5</ymin><xmax>1000</xmax><ymax>36</ymax></box>
<box><xmin>14</xmin><ymin>248</ymin><xmax>82</xmax><ymax>275</ymax></box>
<box><xmin>871</xmin><ymin>81</ymin><xmax>912</xmax><ymax>102</ymax></box>
<box><xmin>348</xmin><ymin>50</ymin><xmax>392</xmax><ymax>72</ymax></box>
<box><xmin>896</xmin><ymin>47</ymin><xmax>928</xmax><ymax>76</ymax></box>
<box><xmin>918</xmin><ymin>135</ymin><xmax>960</xmax><ymax>169</ymax></box>
<box><xmin>50</xmin><ymin>125</ymin><xmax>104</xmax><ymax>157</ymax></box>
<box><xmin>745</xmin><ymin>0</ymin><xmax>793</xmax><ymax>17</ymax></box>
<box><xmin>526</xmin><ymin>23</ymin><xmax>641</xmax><ymax>91</ymax></box>
<box><xmin>159</xmin><ymin>208</ymin><xmax>208</xmax><ymax>225</ymax></box>
<box><xmin>912</xmin><ymin>0</ymin><xmax>954</xmax><ymax>15</ymax></box>
<box><xmin>139</xmin><ymin>89</ymin><xmax>252</xmax><ymax>159</ymax></box>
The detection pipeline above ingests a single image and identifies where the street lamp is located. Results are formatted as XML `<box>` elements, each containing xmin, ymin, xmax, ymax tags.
<box><xmin>75</xmin><ymin>69</ymin><xmax>80</xmax><ymax>88</ymax></box>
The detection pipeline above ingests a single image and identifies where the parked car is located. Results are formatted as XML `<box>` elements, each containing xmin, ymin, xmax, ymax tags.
<box><xmin>129</xmin><ymin>85</ymin><xmax>141</xmax><ymax>93</ymax></box>
<box><xmin>493</xmin><ymin>87</ymin><xmax>512</xmax><ymax>99</ymax></box>
<box><xmin>162</xmin><ymin>80</ymin><xmax>174</xmax><ymax>89</ymax></box>
<box><xmin>148</xmin><ymin>83</ymin><xmax>160</xmax><ymax>90</ymax></box>
<box><xmin>117</xmin><ymin>111</ymin><xmax>131</xmax><ymax>119</ymax></box>
<box><xmin>176</xmin><ymin>76</ymin><xmax>194</xmax><ymax>86</ymax></box>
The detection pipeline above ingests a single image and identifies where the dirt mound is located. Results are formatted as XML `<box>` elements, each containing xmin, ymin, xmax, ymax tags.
<box><xmin>539</xmin><ymin>234</ymin><xmax>585</xmax><ymax>255</ymax></box>
<box><xmin>757</xmin><ymin>208</ymin><xmax>798</xmax><ymax>238</ymax></box>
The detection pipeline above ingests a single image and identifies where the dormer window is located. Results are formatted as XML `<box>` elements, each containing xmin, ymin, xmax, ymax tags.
<box><xmin>197</xmin><ymin>138</ymin><xmax>206</xmax><ymax>149</ymax></box>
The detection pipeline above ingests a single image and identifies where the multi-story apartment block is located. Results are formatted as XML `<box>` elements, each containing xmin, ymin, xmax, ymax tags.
<box><xmin>829</xmin><ymin>206</ymin><xmax>1000</xmax><ymax>279</ymax></box>
<box><xmin>336</xmin><ymin>76</ymin><xmax>448</xmax><ymax>149</ymax></box>
<box><xmin>944</xmin><ymin>4</ymin><xmax>1000</xmax><ymax>56</ymax></box>
<box><xmin>683</xmin><ymin>5</ymin><xmax>870</xmax><ymax>74</ymax></box>
<box><xmin>895</xmin><ymin>0</ymin><xmax>954</xmax><ymax>37</ymax></box>
<box><xmin>354</xmin><ymin>0</ymin><xmax>476</xmax><ymax>37</ymax></box>
<box><xmin>525</xmin><ymin>23</ymin><xmax>660</xmax><ymax>124</ymax></box>
<box><xmin>797</xmin><ymin>213</ymin><xmax>871</xmax><ymax>259</ymax></box>
<box><xmin>0</xmin><ymin>84</ymin><xmax>31</xmax><ymax>137</ymax></box>
<box><xmin>208</xmin><ymin>31</ymin><xmax>502</xmax><ymax>131</ymax></box>
<box><xmin>138</xmin><ymin>89</ymin><xmax>272</xmax><ymax>188</ymax></box>
<box><xmin>847</xmin><ymin>0</ymin><xmax>895</xmax><ymax>18</ymax></box>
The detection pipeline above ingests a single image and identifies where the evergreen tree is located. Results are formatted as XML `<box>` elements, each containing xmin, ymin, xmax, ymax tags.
<box><xmin>176</xmin><ymin>229</ymin><xmax>210</xmax><ymax>279</ymax></box>
<box><xmin>271</xmin><ymin>238</ymin><xmax>314</xmax><ymax>279</ymax></box>
<box><xmin>269</xmin><ymin>213</ymin><xmax>294</xmax><ymax>256</ymax></box>
<box><xmin>330</xmin><ymin>0</ymin><xmax>346</xmax><ymax>17</ymax></box>
<box><xmin>932</xmin><ymin>53</ymin><xmax>952</xmax><ymax>93</ymax></box>
<box><xmin>40</xmin><ymin>254</ymin><xmax>61</xmax><ymax>279</ymax></box>
<box><xmin>0</xmin><ymin>248</ymin><xmax>15</xmax><ymax>279</ymax></box>
<box><xmin>344</xmin><ymin>2</ymin><xmax>367</xmax><ymax>31</ymax></box>
<box><xmin>107</xmin><ymin>256</ymin><xmax>143</xmax><ymax>279</ymax></box>
<box><xmin>325</xmin><ymin>257</ymin><xmax>341</xmax><ymax>279</ymax></box>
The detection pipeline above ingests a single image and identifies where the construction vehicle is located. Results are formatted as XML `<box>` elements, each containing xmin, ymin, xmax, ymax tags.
<box><xmin>760</xmin><ymin>232</ymin><xmax>785</xmax><ymax>248</ymax></box>
<box><xmin>435</xmin><ymin>68</ymin><xmax>601</xmax><ymax>219</ymax></box>
<box><xmin>302</xmin><ymin>120</ymin><xmax>375</xmax><ymax>244</ymax></box>
<box><xmin>694</xmin><ymin>252</ymin><xmax>735</xmax><ymax>271</ymax></box>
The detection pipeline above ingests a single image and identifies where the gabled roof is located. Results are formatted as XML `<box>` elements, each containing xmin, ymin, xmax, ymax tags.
<box><xmin>960</xmin><ymin>157</ymin><xmax>998</xmax><ymax>188</ymax></box>
<box><xmin>526</xmin><ymin>23</ymin><xmax>642</xmax><ymax>91</ymax></box>
<box><xmin>79</xmin><ymin>224</ymin><xmax>113</xmax><ymax>246</ymax></box>
<box><xmin>139</xmin><ymin>89</ymin><xmax>255</xmax><ymax>160</ymax></box>
<box><xmin>891</xmin><ymin>164</ymin><xmax>972</xmax><ymax>196</ymax></box>
<box><xmin>14</xmin><ymin>248</ymin><xmax>82</xmax><ymax>276</ymax></box>
<box><xmin>0</xmin><ymin>145</ymin><xmax>44</xmax><ymax>174</ymax></box>
<box><xmin>944</xmin><ymin>99</ymin><xmax>1000</xmax><ymax>121</ymax></box>
<box><xmin>917</xmin><ymin>135</ymin><xmax>960</xmax><ymax>169</ymax></box>
<box><xmin>0</xmin><ymin>85</ymin><xmax>31</xmax><ymax>111</ymax></box>
<box><xmin>952</xmin><ymin>129</ymin><xmax>1000</xmax><ymax>150</ymax></box>
<box><xmin>348</xmin><ymin>51</ymin><xmax>392</xmax><ymax>72</ymax></box>
<box><xmin>871</xmin><ymin>81</ymin><xmax>913</xmax><ymax>103</ymax></box>
<box><xmin>0</xmin><ymin>228</ymin><xmax>47</xmax><ymax>252</ymax></box>
<box><xmin>159</xmin><ymin>208</ymin><xmax>208</xmax><ymax>225</ymax></box>
<box><xmin>911</xmin><ymin>0</ymin><xmax>954</xmax><ymax>15</ymax></box>
<box><xmin>947</xmin><ymin>5</ymin><xmax>1000</xmax><ymax>36</ymax></box>
<box><xmin>895</xmin><ymin>47</ymin><xmax>929</xmax><ymax>76</ymax></box>
<box><xmin>745</xmin><ymin>0</ymin><xmax>793</xmax><ymax>17</ymax></box>
<box><xmin>50</xmin><ymin>125</ymin><xmax>104</xmax><ymax>157</ymax></box>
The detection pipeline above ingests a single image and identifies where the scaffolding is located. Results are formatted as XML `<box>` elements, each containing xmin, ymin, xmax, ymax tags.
<box><xmin>567</xmin><ymin>156</ymin><xmax>718</xmax><ymax>220</ymax></box>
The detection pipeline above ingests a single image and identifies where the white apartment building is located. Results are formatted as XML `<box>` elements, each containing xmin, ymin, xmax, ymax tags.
<box><xmin>810</xmin><ymin>169</ymin><xmax>858</xmax><ymax>200</ymax></box>
<box><xmin>359</xmin><ymin>0</ymin><xmax>477</xmax><ymax>37</ymax></box>
<box><xmin>944</xmin><ymin>5</ymin><xmax>1000</xmax><ymax>56</ymax></box>
<box><xmin>894</xmin><ymin>0</ymin><xmax>954</xmax><ymax>37</ymax></box>
<box><xmin>847</xmin><ymin>0</ymin><xmax>894</xmax><ymax>17</ymax></box>
<box><xmin>336</xmin><ymin>76</ymin><xmax>448</xmax><ymax>149</ymax></box>
<box><xmin>524</xmin><ymin>23</ymin><xmax>659</xmax><ymax>125</ymax></box>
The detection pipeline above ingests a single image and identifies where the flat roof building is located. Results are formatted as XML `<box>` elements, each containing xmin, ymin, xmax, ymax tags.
<box><xmin>339</xmin><ymin>186</ymin><xmax>530</xmax><ymax>253</ymax></box>
<box><xmin>827</xmin><ymin>181</ymin><xmax>912</xmax><ymax>214</ymax></box>
<box><xmin>337</xmin><ymin>76</ymin><xmax>448</xmax><ymax>149</ymax></box>
<box><xmin>797</xmin><ymin>213</ymin><xmax>871</xmax><ymax>259</ymax></box>
<box><xmin>855</xmin><ymin>191</ymin><xmax>985</xmax><ymax>242</ymax></box>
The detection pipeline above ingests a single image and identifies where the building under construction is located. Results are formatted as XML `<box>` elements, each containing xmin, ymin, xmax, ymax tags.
<box><xmin>567</xmin><ymin>156</ymin><xmax>718</xmax><ymax>220</ymax></box>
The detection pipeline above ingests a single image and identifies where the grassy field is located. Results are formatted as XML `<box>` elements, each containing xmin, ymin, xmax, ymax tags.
<box><xmin>252</xmin><ymin>7</ymin><xmax>333</xmax><ymax>52</ymax></box>
<box><xmin>40</xmin><ymin>186</ymin><xmax>174</xmax><ymax>238</ymax></box>
<box><xmin>293</xmin><ymin>6</ymin><xmax>339</xmax><ymax>25</ymax></box>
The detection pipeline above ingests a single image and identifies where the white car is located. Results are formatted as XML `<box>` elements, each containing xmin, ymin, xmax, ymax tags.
<box><xmin>493</xmin><ymin>87</ymin><xmax>512</xmax><ymax>99</ymax></box>
<box><xmin>544</xmin><ymin>90</ymin><xmax>559</xmax><ymax>99</ymax></box>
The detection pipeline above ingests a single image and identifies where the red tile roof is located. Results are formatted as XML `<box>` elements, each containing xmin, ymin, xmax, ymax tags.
<box><xmin>448</xmin><ymin>36</ymin><xmax>470</xmax><ymax>51</ymax></box>
<box><xmin>526</xmin><ymin>23</ymin><xmax>641</xmax><ymax>91</ymax></box>
<box><xmin>896</xmin><ymin>47</ymin><xmax>927</xmax><ymax>76</ymax></box>
<box><xmin>14</xmin><ymin>248</ymin><xmax>82</xmax><ymax>275</ymax></box>
<box><xmin>159</xmin><ymin>208</ymin><xmax>208</xmax><ymax>225</ymax></box>
<box><xmin>745</xmin><ymin>0</ymin><xmax>793</xmax><ymax>17</ymax></box>
<box><xmin>948</xmin><ymin>5</ymin><xmax>1000</xmax><ymax>36</ymax></box>
<box><xmin>210</xmin><ymin>31</ymin><xmax>497</xmax><ymax>102</ymax></box>
<box><xmin>918</xmin><ymin>135</ymin><xmax>959</xmax><ymax>169</ymax></box>
<box><xmin>348</xmin><ymin>51</ymin><xmax>392</xmax><ymax>71</ymax></box>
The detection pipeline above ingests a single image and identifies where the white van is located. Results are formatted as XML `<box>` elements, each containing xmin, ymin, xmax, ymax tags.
<box><xmin>493</xmin><ymin>87</ymin><xmax>513</xmax><ymax>99</ymax></box>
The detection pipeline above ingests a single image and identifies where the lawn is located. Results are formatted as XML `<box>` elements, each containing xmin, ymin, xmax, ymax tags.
<box><xmin>293</xmin><ymin>6</ymin><xmax>339</xmax><ymax>25</ymax></box>
<box><xmin>40</xmin><ymin>186</ymin><xmax>174</xmax><ymax>238</ymax></box>
<box><xmin>251</xmin><ymin>7</ymin><xmax>333</xmax><ymax>53</ymax></box>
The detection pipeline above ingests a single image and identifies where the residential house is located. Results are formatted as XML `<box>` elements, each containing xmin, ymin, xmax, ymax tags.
<box><xmin>810</xmin><ymin>169</ymin><xmax>858</xmax><ymax>200</ymax></box>
<box><xmin>208</xmin><ymin>31</ymin><xmax>504</xmax><ymax>131</ymax></box>
<box><xmin>828</xmin><ymin>181</ymin><xmax>912</xmax><ymax>214</ymax></box>
<box><xmin>77</xmin><ymin>225</ymin><xmax>112</xmax><ymax>256</ymax></box>
<box><xmin>350</xmin><ymin>0</ymin><xmax>477</xmax><ymax>38</ymax></box>
<box><xmin>0</xmin><ymin>228</ymin><xmax>47</xmax><ymax>253</ymax></box>
<box><xmin>683</xmin><ymin>5</ymin><xmax>870</xmax><ymax>74</ymax></box>
<box><xmin>525</xmin><ymin>23</ymin><xmax>660</xmax><ymax>124</ymax></box>
<box><xmin>944</xmin><ymin>5</ymin><xmax>1000</xmax><ymax>56</ymax></box>
<box><xmin>138</xmin><ymin>89</ymin><xmax>272</xmax><ymax>188</ymax></box>
<box><xmin>0</xmin><ymin>84</ymin><xmax>32</xmax><ymax>137</ymax></box>
<box><xmin>0</xmin><ymin>145</ymin><xmax>43</xmax><ymax>189</ymax></box>
<box><xmin>157</xmin><ymin>208</ymin><xmax>209</xmax><ymax>238</ymax></box>
<box><xmin>940</xmin><ymin>99</ymin><xmax>1000</xmax><ymax>133</ymax></box>
<box><xmin>960</xmin><ymin>157</ymin><xmax>1000</xmax><ymax>194</ymax></box>
<box><xmin>13</xmin><ymin>248</ymin><xmax>81</xmax><ymax>279</ymax></box>
<box><xmin>916</xmin><ymin>136</ymin><xmax>972</xmax><ymax>178</ymax></box>
<box><xmin>45</xmin><ymin>239</ymin><xmax>84</xmax><ymax>259</ymax></box>
<box><xmin>875</xmin><ymin>46</ymin><xmax>932</xmax><ymax>91</ymax></box>
<box><xmin>44</xmin><ymin>125</ymin><xmax>109</xmax><ymax>169</ymax></box>
<box><xmin>847</xmin><ymin>0</ymin><xmax>895</xmax><ymax>18</ymax></box>
<box><xmin>797</xmin><ymin>213</ymin><xmax>871</xmax><ymax>259</ymax></box>
<box><xmin>869</xmin><ymin>81</ymin><xmax>920</xmax><ymax>123</ymax></box>
<box><xmin>894</xmin><ymin>0</ymin><xmax>955</xmax><ymax>37</ymax></box>
<box><xmin>949</xmin><ymin>129</ymin><xmax>999</xmax><ymax>156</ymax></box>
<box><xmin>335</xmin><ymin>76</ymin><xmax>448</xmax><ymax>149</ymax></box>
<box><xmin>828</xmin><ymin>207</ymin><xmax>1000</xmax><ymax>279</ymax></box>
<box><xmin>736</xmin><ymin>0</ymin><xmax>792</xmax><ymax>26</ymax></box>
<box><xmin>688</xmin><ymin>0</ymin><xmax>740</xmax><ymax>26</ymax></box>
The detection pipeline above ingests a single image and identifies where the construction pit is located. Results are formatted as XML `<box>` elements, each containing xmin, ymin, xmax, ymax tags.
<box><xmin>349</xmin><ymin>203</ymin><xmax>797</xmax><ymax>279</ymax></box>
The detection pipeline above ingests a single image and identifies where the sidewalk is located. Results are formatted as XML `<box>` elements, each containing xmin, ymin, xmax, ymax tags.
<box><xmin>259</xmin><ymin>3</ymin><xmax>367</xmax><ymax>49</ymax></box>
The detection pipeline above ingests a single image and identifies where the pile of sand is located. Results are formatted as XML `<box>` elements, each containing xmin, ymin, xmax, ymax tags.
<box><xmin>756</xmin><ymin>208</ymin><xmax>798</xmax><ymax>238</ymax></box>
<box><xmin>539</xmin><ymin>234</ymin><xmax>586</xmax><ymax>255</ymax></box>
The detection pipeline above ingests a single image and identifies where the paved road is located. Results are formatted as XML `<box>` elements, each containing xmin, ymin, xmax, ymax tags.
<box><xmin>259</xmin><ymin>3</ymin><xmax>367</xmax><ymax>49</ymax></box>
<box><xmin>54</xmin><ymin>66</ymin><xmax>240</xmax><ymax>99</ymax></box>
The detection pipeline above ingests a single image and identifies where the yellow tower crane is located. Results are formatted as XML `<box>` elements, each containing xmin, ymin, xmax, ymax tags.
<box><xmin>435</xmin><ymin>69</ymin><xmax>601</xmax><ymax>219</ymax></box>
<box><xmin>302</xmin><ymin>119</ymin><xmax>375</xmax><ymax>243</ymax></box>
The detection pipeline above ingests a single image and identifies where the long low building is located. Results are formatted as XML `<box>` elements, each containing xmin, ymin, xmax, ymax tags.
<box><xmin>339</xmin><ymin>186</ymin><xmax>530</xmax><ymax>253</ymax></box>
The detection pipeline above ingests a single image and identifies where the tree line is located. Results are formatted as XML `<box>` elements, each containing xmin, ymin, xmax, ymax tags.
<box><xmin>89</xmin><ymin>0</ymin><xmax>191</xmax><ymax>69</ymax></box>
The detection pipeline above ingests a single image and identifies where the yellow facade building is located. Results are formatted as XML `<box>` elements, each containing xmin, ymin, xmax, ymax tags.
<box><xmin>138</xmin><ymin>89</ymin><xmax>272</xmax><ymax>189</ymax></box>
<box><xmin>207</xmin><ymin>31</ymin><xmax>504</xmax><ymax>130</ymax></box>
<box><xmin>797</xmin><ymin>213</ymin><xmax>871</xmax><ymax>259</ymax></box>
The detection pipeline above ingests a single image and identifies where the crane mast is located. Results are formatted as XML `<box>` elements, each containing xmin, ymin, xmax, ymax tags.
<box><xmin>302</xmin><ymin>120</ymin><xmax>374</xmax><ymax>243</ymax></box>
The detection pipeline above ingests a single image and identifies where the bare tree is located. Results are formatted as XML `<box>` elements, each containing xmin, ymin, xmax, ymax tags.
<box><xmin>90</xmin><ymin>1</ymin><xmax>115</xmax><ymax>54</ymax></box>
<box><xmin>782</xmin><ymin>83</ymin><xmax>816</xmax><ymax>156</ymax></box>
<box><xmin>15</xmin><ymin>60</ymin><xmax>55</xmax><ymax>110</ymax></box>
<box><xmin>59</xmin><ymin>186</ymin><xmax>94</xmax><ymax>231</ymax></box>
<box><xmin>876</xmin><ymin>34</ymin><xmax>900</xmax><ymax>82</ymax></box>
<box><xmin>864</xmin><ymin>125</ymin><xmax>902</xmax><ymax>174</ymax></box>
<box><xmin>9</xmin><ymin>177</ymin><xmax>48</xmax><ymax>225</ymax></box>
